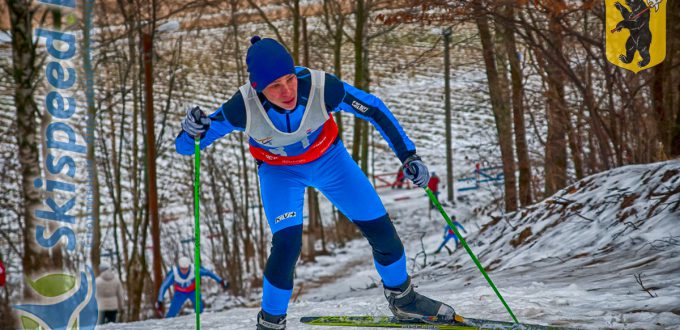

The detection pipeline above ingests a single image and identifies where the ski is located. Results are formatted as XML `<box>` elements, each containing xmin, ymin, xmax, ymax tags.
<box><xmin>300</xmin><ymin>315</ymin><xmax>571</xmax><ymax>330</ymax></box>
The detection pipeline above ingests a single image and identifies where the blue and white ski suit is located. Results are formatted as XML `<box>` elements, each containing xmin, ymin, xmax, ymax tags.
<box><xmin>435</xmin><ymin>222</ymin><xmax>467</xmax><ymax>253</ymax></box>
<box><xmin>157</xmin><ymin>265</ymin><xmax>223</xmax><ymax>318</ymax></box>
<box><xmin>176</xmin><ymin>67</ymin><xmax>418</xmax><ymax>316</ymax></box>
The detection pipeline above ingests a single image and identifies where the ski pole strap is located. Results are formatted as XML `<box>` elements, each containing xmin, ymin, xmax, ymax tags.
<box><xmin>424</xmin><ymin>187</ymin><xmax>519</xmax><ymax>324</ymax></box>
<box><xmin>194</xmin><ymin>136</ymin><xmax>202</xmax><ymax>330</ymax></box>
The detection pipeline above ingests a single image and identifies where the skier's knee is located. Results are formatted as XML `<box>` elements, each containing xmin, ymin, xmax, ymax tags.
<box><xmin>264</xmin><ymin>225</ymin><xmax>302</xmax><ymax>289</ymax></box>
<box><xmin>354</xmin><ymin>214</ymin><xmax>404</xmax><ymax>266</ymax></box>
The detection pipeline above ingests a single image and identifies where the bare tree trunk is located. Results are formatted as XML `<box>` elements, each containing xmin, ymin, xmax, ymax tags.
<box><xmin>352</xmin><ymin>0</ymin><xmax>367</xmax><ymax>164</ymax></box>
<box><xmin>142</xmin><ymin>30</ymin><xmax>163</xmax><ymax>315</ymax></box>
<box><xmin>101</xmin><ymin>11</ymin><xmax>134</xmax><ymax>278</ymax></box>
<box><xmin>322</xmin><ymin>0</ymin><xmax>346</xmax><ymax>138</ymax></box>
<box><xmin>499</xmin><ymin>5</ymin><xmax>532</xmax><ymax>206</ymax></box>
<box><xmin>301</xmin><ymin>18</ymin><xmax>319</xmax><ymax>262</ymax></box>
<box><xmin>474</xmin><ymin>4</ymin><xmax>518</xmax><ymax>212</ymax></box>
<box><xmin>317</xmin><ymin>201</ymin><xmax>328</xmax><ymax>254</ymax></box>
<box><xmin>443</xmin><ymin>28</ymin><xmax>455</xmax><ymax>202</ymax></box>
<box><xmin>256</xmin><ymin>172</ymin><xmax>266</xmax><ymax>275</ymax></box>
<box><xmin>542</xmin><ymin>5</ymin><xmax>568</xmax><ymax>196</ymax></box>
<box><xmin>303</xmin><ymin>16</ymin><xmax>310</xmax><ymax>67</ymax></box>
<box><xmin>126</xmin><ymin>34</ymin><xmax>146</xmax><ymax>319</ymax></box>
<box><xmin>567</xmin><ymin>61</ymin><xmax>585</xmax><ymax>178</ymax></box>
<box><xmin>654</xmin><ymin>0</ymin><xmax>679</xmax><ymax>157</ymax></box>
<box><xmin>359</xmin><ymin>47</ymin><xmax>371</xmax><ymax>174</ymax></box>
<box><xmin>82</xmin><ymin>0</ymin><xmax>102</xmax><ymax>275</ymax></box>
<box><xmin>669</xmin><ymin>0</ymin><xmax>680</xmax><ymax>156</ymax></box>
<box><xmin>238</xmin><ymin>135</ymin><xmax>253</xmax><ymax>274</ymax></box>
<box><xmin>231</xmin><ymin>213</ymin><xmax>244</xmax><ymax>295</ymax></box>
<box><xmin>302</xmin><ymin>188</ymin><xmax>317</xmax><ymax>262</ymax></box>
<box><xmin>302</xmin><ymin>12</ymin><xmax>320</xmax><ymax>256</ymax></box>
<box><xmin>570</xmin><ymin>10</ymin><xmax>589</xmax><ymax>179</ymax></box>
<box><xmin>229</xmin><ymin>0</ymin><xmax>246</xmax><ymax>84</ymax></box>
<box><xmin>8</xmin><ymin>0</ymin><xmax>52</xmax><ymax>300</ymax></box>
<box><xmin>222</xmin><ymin>159</ymin><xmax>244</xmax><ymax>295</ymax></box>
<box><xmin>292</xmin><ymin>0</ymin><xmax>301</xmax><ymax>64</ymax></box>
<box><xmin>207</xmin><ymin>155</ymin><xmax>233</xmax><ymax>288</ymax></box>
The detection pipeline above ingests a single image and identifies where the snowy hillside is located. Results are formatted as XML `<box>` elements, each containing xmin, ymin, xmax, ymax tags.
<box><xmin>102</xmin><ymin>160</ymin><xmax>680</xmax><ymax>329</ymax></box>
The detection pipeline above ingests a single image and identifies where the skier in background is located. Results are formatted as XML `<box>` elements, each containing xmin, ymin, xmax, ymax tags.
<box><xmin>434</xmin><ymin>218</ymin><xmax>468</xmax><ymax>255</ymax></box>
<box><xmin>155</xmin><ymin>256</ymin><xmax>228</xmax><ymax>318</ymax></box>
<box><xmin>175</xmin><ymin>36</ymin><xmax>457</xmax><ymax>329</ymax></box>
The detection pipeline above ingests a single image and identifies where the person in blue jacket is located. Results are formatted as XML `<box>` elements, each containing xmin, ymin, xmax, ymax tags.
<box><xmin>175</xmin><ymin>36</ymin><xmax>456</xmax><ymax>329</ymax></box>
<box><xmin>434</xmin><ymin>218</ymin><xmax>468</xmax><ymax>255</ymax></box>
<box><xmin>155</xmin><ymin>256</ymin><xmax>228</xmax><ymax>318</ymax></box>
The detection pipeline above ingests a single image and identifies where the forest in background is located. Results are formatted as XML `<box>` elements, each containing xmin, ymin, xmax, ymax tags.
<box><xmin>0</xmin><ymin>0</ymin><xmax>678</xmax><ymax>326</ymax></box>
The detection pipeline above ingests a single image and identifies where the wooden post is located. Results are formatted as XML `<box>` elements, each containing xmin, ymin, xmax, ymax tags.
<box><xmin>443</xmin><ymin>28</ymin><xmax>455</xmax><ymax>203</ymax></box>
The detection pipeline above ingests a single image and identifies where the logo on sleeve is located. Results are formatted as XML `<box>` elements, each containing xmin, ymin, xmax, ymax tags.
<box><xmin>351</xmin><ymin>100</ymin><xmax>369</xmax><ymax>113</ymax></box>
<box><xmin>275</xmin><ymin>211</ymin><xmax>297</xmax><ymax>223</ymax></box>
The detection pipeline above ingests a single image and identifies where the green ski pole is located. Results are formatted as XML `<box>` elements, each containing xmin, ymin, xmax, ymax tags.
<box><xmin>194</xmin><ymin>136</ymin><xmax>202</xmax><ymax>330</ymax></box>
<box><xmin>425</xmin><ymin>187</ymin><xmax>519</xmax><ymax>324</ymax></box>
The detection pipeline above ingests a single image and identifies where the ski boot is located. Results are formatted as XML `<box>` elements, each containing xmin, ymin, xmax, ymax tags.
<box><xmin>384</xmin><ymin>277</ymin><xmax>456</xmax><ymax>324</ymax></box>
<box><xmin>256</xmin><ymin>310</ymin><xmax>286</xmax><ymax>330</ymax></box>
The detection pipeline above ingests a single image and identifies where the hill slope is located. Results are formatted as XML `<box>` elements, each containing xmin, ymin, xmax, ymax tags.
<box><xmin>103</xmin><ymin>160</ymin><xmax>680</xmax><ymax>329</ymax></box>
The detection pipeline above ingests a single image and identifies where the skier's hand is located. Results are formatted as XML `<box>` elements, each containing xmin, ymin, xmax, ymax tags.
<box><xmin>403</xmin><ymin>155</ymin><xmax>430</xmax><ymax>188</ymax></box>
<box><xmin>155</xmin><ymin>301</ymin><xmax>164</xmax><ymax>316</ymax></box>
<box><xmin>181</xmin><ymin>106</ymin><xmax>211</xmax><ymax>138</ymax></box>
<box><xmin>221</xmin><ymin>279</ymin><xmax>229</xmax><ymax>290</ymax></box>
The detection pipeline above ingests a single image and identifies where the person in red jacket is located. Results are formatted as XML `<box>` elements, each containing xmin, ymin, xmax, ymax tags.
<box><xmin>428</xmin><ymin>172</ymin><xmax>441</xmax><ymax>209</ymax></box>
<box><xmin>391</xmin><ymin>168</ymin><xmax>406</xmax><ymax>189</ymax></box>
<box><xmin>0</xmin><ymin>257</ymin><xmax>6</xmax><ymax>287</ymax></box>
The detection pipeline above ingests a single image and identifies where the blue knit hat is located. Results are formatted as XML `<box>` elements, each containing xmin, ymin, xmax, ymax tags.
<box><xmin>246</xmin><ymin>36</ymin><xmax>295</xmax><ymax>92</ymax></box>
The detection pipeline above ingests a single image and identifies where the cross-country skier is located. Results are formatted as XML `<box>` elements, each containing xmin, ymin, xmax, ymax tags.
<box><xmin>434</xmin><ymin>218</ymin><xmax>468</xmax><ymax>255</ymax></box>
<box><xmin>175</xmin><ymin>36</ymin><xmax>457</xmax><ymax>329</ymax></box>
<box><xmin>155</xmin><ymin>256</ymin><xmax>228</xmax><ymax>318</ymax></box>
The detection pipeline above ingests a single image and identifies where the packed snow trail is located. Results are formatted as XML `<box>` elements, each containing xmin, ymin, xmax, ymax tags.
<box><xmin>102</xmin><ymin>161</ymin><xmax>680</xmax><ymax>329</ymax></box>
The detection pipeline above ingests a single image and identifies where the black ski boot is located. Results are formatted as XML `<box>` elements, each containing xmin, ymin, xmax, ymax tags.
<box><xmin>384</xmin><ymin>277</ymin><xmax>456</xmax><ymax>324</ymax></box>
<box><xmin>256</xmin><ymin>310</ymin><xmax>286</xmax><ymax>330</ymax></box>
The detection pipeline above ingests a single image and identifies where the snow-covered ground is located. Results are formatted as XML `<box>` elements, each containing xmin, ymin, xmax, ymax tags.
<box><xmin>102</xmin><ymin>160</ymin><xmax>680</xmax><ymax>330</ymax></box>
<box><xmin>3</xmin><ymin>8</ymin><xmax>677</xmax><ymax>330</ymax></box>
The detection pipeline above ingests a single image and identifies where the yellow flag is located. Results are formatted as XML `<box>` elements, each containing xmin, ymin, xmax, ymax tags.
<box><xmin>605</xmin><ymin>0</ymin><xmax>666</xmax><ymax>73</ymax></box>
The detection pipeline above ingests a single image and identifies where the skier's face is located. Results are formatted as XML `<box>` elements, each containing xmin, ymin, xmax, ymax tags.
<box><xmin>262</xmin><ymin>73</ymin><xmax>298</xmax><ymax>110</ymax></box>
<box><xmin>180</xmin><ymin>267</ymin><xmax>189</xmax><ymax>274</ymax></box>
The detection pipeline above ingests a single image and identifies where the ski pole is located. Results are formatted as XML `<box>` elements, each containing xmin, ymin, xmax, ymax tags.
<box><xmin>425</xmin><ymin>187</ymin><xmax>519</xmax><ymax>324</ymax></box>
<box><xmin>194</xmin><ymin>136</ymin><xmax>202</xmax><ymax>330</ymax></box>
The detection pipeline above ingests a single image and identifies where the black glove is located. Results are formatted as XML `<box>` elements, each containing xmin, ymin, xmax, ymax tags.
<box><xmin>403</xmin><ymin>155</ymin><xmax>430</xmax><ymax>188</ymax></box>
<box><xmin>155</xmin><ymin>301</ymin><xmax>164</xmax><ymax>316</ymax></box>
<box><xmin>181</xmin><ymin>106</ymin><xmax>211</xmax><ymax>138</ymax></box>
<box><xmin>222</xmin><ymin>279</ymin><xmax>229</xmax><ymax>290</ymax></box>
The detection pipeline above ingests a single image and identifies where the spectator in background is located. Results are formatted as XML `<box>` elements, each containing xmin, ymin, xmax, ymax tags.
<box><xmin>428</xmin><ymin>172</ymin><xmax>441</xmax><ymax>209</ymax></box>
<box><xmin>95</xmin><ymin>263</ymin><xmax>124</xmax><ymax>324</ymax></box>
<box><xmin>392</xmin><ymin>168</ymin><xmax>406</xmax><ymax>189</ymax></box>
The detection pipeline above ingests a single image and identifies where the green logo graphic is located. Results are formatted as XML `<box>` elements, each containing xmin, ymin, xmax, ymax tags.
<box><xmin>14</xmin><ymin>268</ymin><xmax>98</xmax><ymax>330</ymax></box>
